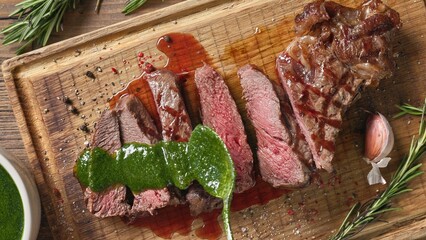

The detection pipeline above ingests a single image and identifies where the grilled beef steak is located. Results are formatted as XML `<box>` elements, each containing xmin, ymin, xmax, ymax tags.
<box><xmin>146</xmin><ymin>70</ymin><xmax>219</xmax><ymax>215</ymax></box>
<box><xmin>131</xmin><ymin>189</ymin><xmax>170</xmax><ymax>215</ymax></box>
<box><xmin>84</xmin><ymin>187</ymin><xmax>130</xmax><ymax>218</ymax></box>
<box><xmin>239</xmin><ymin>65</ymin><xmax>310</xmax><ymax>187</ymax></box>
<box><xmin>85</xmin><ymin>109</ymin><xmax>131</xmax><ymax>217</ymax></box>
<box><xmin>277</xmin><ymin>0</ymin><xmax>401</xmax><ymax>172</ymax></box>
<box><xmin>195</xmin><ymin>64</ymin><xmax>255</xmax><ymax>193</ymax></box>
<box><xmin>146</xmin><ymin>70</ymin><xmax>192</xmax><ymax>142</ymax></box>
<box><xmin>186</xmin><ymin>183</ymin><xmax>223</xmax><ymax>216</ymax></box>
<box><xmin>90</xmin><ymin>109</ymin><xmax>121</xmax><ymax>154</ymax></box>
<box><xmin>115</xmin><ymin>94</ymin><xmax>176</xmax><ymax>216</ymax></box>
<box><xmin>116</xmin><ymin>94</ymin><xmax>160</xmax><ymax>144</ymax></box>
<box><xmin>273</xmin><ymin>82</ymin><xmax>314</xmax><ymax>169</ymax></box>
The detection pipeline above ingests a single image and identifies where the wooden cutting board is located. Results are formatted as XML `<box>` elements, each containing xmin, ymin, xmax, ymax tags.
<box><xmin>2</xmin><ymin>0</ymin><xmax>426</xmax><ymax>239</ymax></box>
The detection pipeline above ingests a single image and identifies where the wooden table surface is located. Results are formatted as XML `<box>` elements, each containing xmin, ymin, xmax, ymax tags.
<box><xmin>0</xmin><ymin>1</ymin><xmax>184</xmax><ymax>239</ymax></box>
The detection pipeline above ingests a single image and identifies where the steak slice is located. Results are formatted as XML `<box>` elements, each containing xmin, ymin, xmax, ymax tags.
<box><xmin>85</xmin><ymin>109</ymin><xmax>130</xmax><ymax>218</ymax></box>
<box><xmin>277</xmin><ymin>0</ymin><xmax>401</xmax><ymax>172</ymax></box>
<box><xmin>116</xmin><ymin>94</ymin><xmax>160</xmax><ymax>144</ymax></box>
<box><xmin>272</xmin><ymin>82</ymin><xmax>314</xmax><ymax>169</ymax></box>
<box><xmin>115</xmin><ymin>94</ymin><xmax>177</xmax><ymax>216</ymax></box>
<box><xmin>131</xmin><ymin>189</ymin><xmax>170</xmax><ymax>215</ymax></box>
<box><xmin>186</xmin><ymin>183</ymin><xmax>223</xmax><ymax>216</ymax></box>
<box><xmin>146</xmin><ymin>70</ymin><xmax>192</xmax><ymax>142</ymax></box>
<box><xmin>146</xmin><ymin>69</ymin><xmax>221</xmax><ymax>216</ymax></box>
<box><xmin>195</xmin><ymin>64</ymin><xmax>255</xmax><ymax>193</ymax></box>
<box><xmin>239</xmin><ymin>65</ymin><xmax>310</xmax><ymax>187</ymax></box>
<box><xmin>90</xmin><ymin>109</ymin><xmax>121</xmax><ymax>153</ymax></box>
<box><xmin>84</xmin><ymin>187</ymin><xmax>130</xmax><ymax>218</ymax></box>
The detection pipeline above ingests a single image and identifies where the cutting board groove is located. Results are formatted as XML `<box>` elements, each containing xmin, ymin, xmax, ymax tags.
<box><xmin>2</xmin><ymin>0</ymin><xmax>426</xmax><ymax>239</ymax></box>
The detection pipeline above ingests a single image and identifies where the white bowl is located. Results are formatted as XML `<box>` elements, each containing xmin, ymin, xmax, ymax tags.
<box><xmin>0</xmin><ymin>147</ymin><xmax>41</xmax><ymax>240</ymax></box>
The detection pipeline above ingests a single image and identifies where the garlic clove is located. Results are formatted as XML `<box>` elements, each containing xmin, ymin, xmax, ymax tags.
<box><xmin>364</xmin><ymin>113</ymin><xmax>394</xmax><ymax>163</ymax></box>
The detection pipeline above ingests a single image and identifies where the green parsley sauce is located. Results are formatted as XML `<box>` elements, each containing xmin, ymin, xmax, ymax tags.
<box><xmin>0</xmin><ymin>164</ymin><xmax>24</xmax><ymax>240</ymax></box>
<box><xmin>76</xmin><ymin>125</ymin><xmax>235</xmax><ymax>239</ymax></box>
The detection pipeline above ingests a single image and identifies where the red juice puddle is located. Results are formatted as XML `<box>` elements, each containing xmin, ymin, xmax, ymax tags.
<box><xmin>232</xmin><ymin>177</ymin><xmax>291</xmax><ymax>212</ymax></box>
<box><xmin>157</xmin><ymin>33</ymin><xmax>212</xmax><ymax>126</ymax></box>
<box><xmin>195</xmin><ymin>210</ymin><xmax>222</xmax><ymax>240</ymax></box>
<box><xmin>157</xmin><ymin>33</ymin><xmax>211</xmax><ymax>74</ymax></box>
<box><xmin>126</xmin><ymin>178</ymin><xmax>290</xmax><ymax>240</ymax></box>
<box><xmin>125</xmin><ymin>205</ymin><xmax>192</xmax><ymax>239</ymax></box>
<box><xmin>126</xmin><ymin>205</ymin><xmax>221</xmax><ymax>240</ymax></box>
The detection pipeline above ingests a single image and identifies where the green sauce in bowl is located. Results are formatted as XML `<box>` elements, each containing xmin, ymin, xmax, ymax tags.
<box><xmin>0</xmin><ymin>164</ymin><xmax>24</xmax><ymax>240</ymax></box>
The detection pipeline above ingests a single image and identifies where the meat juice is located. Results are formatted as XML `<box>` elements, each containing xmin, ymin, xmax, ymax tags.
<box><xmin>128</xmin><ymin>178</ymin><xmax>290</xmax><ymax>240</ymax></box>
<box><xmin>157</xmin><ymin>33</ymin><xmax>212</xmax><ymax>127</ymax></box>
<box><xmin>111</xmin><ymin>33</ymin><xmax>292</xmax><ymax>239</ymax></box>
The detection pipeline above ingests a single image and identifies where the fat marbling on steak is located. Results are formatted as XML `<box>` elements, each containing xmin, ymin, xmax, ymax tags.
<box><xmin>195</xmin><ymin>64</ymin><xmax>255</xmax><ymax>193</ymax></box>
<box><xmin>239</xmin><ymin>64</ymin><xmax>310</xmax><ymax>187</ymax></box>
<box><xmin>277</xmin><ymin>0</ymin><xmax>401</xmax><ymax>172</ymax></box>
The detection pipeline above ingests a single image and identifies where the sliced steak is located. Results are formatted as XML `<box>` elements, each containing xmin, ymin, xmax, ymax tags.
<box><xmin>131</xmin><ymin>189</ymin><xmax>170</xmax><ymax>215</ymax></box>
<box><xmin>277</xmin><ymin>0</ymin><xmax>401</xmax><ymax>172</ymax></box>
<box><xmin>116</xmin><ymin>94</ymin><xmax>160</xmax><ymax>144</ymax></box>
<box><xmin>239</xmin><ymin>65</ymin><xmax>310</xmax><ymax>187</ymax></box>
<box><xmin>84</xmin><ymin>187</ymin><xmax>130</xmax><ymax>218</ymax></box>
<box><xmin>186</xmin><ymin>183</ymin><xmax>223</xmax><ymax>216</ymax></box>
<box><xmin>90</xmin><ymin>109</ymin><xmax>121</xmax><ymax>153</ymax></box>
<box><xmin>146</xmin><ymin>70</ymin><xmax>192</xmax><ymax>142</ymax></box>
<box><xmin>146</xmin><ymin>69</ymin><xmax>221</xmax><ymax>216</ymax></box>
<box><xmin>115</xmin><ymin>94</ymin><xmax>184</xmax><ymax>216</ymax></box>
<box><xmin>272</xmin><ymin>82</ymin><xmax>314</xmax><ymax>169</ymax></box>
<box><xmin>85</xmin><ymin>109</ymin><xmax>131</xmax><ymax>218</ymax></box>
<box><xmin>195</xmin><ymin>64</ymin><xmax>255</xmax><ymax>193</ymax></box>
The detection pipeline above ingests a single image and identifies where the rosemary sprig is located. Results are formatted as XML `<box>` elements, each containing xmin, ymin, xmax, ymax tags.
<box><xmin>2</xmin><ymin>0</ymin><xmax>151</xmax><ymax>54</ymax></box>
<box><xmin>1</xmin><ymin>0</ymin><xmax>78</xmax><ymax>54</ymax></box>
<box><xmin>122</xmin><ymin>0</ymin><xmax>148</xmax><ymax>15</ymax></box>
<box><xmin>330</xmin><ymin>98</ymin><xmax>426</xmax><ymax>240</ymax></box>
<box><xmin>394</xmin><ymin>103</ymin><xmax>423</xmax><ymax>118</ymax></box>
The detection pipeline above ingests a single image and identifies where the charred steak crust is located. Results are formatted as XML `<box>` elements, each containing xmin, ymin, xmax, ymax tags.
<box><xmin>277</xmin><ymin>0</ymin><xmax>401</xmax><ymax>172</ymax></box>
<box><xmin>85</xmin><ymin>109</ymin><xmax>131</xmax><ymax>218</ymax></box>
<box><xmin>272</xmin><ymin>81</ymin><xmax>314</xmax><ymax>169</ymax></box>
<box><xmin>239</xmin><ymin>64</ymin><xmax>310</xmax><ymax>188</ymax></box>
<box><xmin>195</xmin><ymin>64</ymin><xmax>255</xmax><ymax>193</ymax></box>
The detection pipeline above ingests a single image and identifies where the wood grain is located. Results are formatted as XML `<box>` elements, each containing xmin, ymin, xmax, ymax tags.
<box><xmin>2</xmin><ymin>0</ymin><xmax>426</xmax><ymax>239</ymax></box>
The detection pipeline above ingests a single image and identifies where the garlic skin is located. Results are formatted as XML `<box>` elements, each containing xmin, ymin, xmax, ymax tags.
<box><xmin>367</xmin><ymin>157</ymin><xmax>392</xmax><ymax>185</ymax></box>
<box><xmin>364</xmin><ymin>113</ymin><xmax>394</xmax><ymax>163</ymax></box>
<box><xmin>363</xmin><ymin>113</ymin><xmax>395</xmax><ymax>185</ymax></box>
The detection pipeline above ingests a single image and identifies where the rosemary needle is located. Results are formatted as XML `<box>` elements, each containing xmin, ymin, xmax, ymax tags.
<box><xmin>2</xmin><ymin>0</ymin><xmax>152</xmax><ymax>54</ymax></box>
<box><xmin>122</xmin><ymin>0</ymin><xmax>148</xmax><ymax>15</ymax></box>
<box><xmin>394</xmin><ymin>103</ymin><xmax>423</xmax><ymax>118</ymax></box>
<box><xmin>1</xmin><ymin>0</ymin><xmax>78</xmax><ymax>54</ymax></box>
<box><xmin>330</xmin><ymin>98</ymin><xmax>426</xmax><ymax>240</ymax></box>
